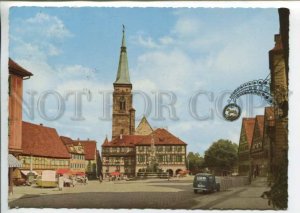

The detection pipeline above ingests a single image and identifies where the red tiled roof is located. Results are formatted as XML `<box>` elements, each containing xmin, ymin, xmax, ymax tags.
<box><xmin>60</xmin><ymin>136</ymin><xmax>85</xmax><ymax>154</ymax></box>
<box><xmin>102</xmin><ymin>137</ymin><xmax>109</xmax><ymax>146</ymax></box>
<box><xmin>60</xmin><ymin>136</ymin><xmax>74</xmax><ymax>145</ymax></box>
<box><xmin>103</xmin><ymin>128</ymin><xmax>187</xmax><ymax>147</ymax></box>
<box><xmin>9</xmin><ymin>58</ymin><xmax>33</xmax><ymax>77</ymax></box>
<box><xmin>255</xmin><ymin>115</ymin><xmax>265</xmax><ymax>137</ymax></box>
<box><xmin>139</xmin><ymin>128</ymin><xmax>186</xmax><ymax>145</ymax></box>
<box><xmin>22</xmin><ymin>122</ymin><xmax>70</xmax><ymax>158</ymax></box>
<box><xmin>102</xmin><ymin>135</ymin><xmax>145</xmax><ymax>147</ymax></box>
<box><xmin>242</xmin><ymin>118</ymin><xmax>256</xmax><ymax>146</ymax></box>
<box><xmin>74</xmin><ymin>140</ymin><xmax>97</xmax><ymax>160</ymax></box>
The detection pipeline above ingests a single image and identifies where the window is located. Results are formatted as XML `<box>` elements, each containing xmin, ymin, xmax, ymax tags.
<box><xmin>138</xmin><ymin>146</ymin><xmax>144</xmax><ymax>152</ymax></box>
<box><xmin>120</xmin><ymin>96</ymin><xmax>126</xmax><ymax>111</ymax></box>
<box><xmin>138</xmin><ymin>155</ymin><xmax>145</xmax><ymax>163</ymax></box>
<box><xmin>165</xmin><ymin>146</ymin><xmax>172</xmax><ymax>152</ymax></box>
<box><xmin>157</xmin><ymin>146</ymin><xmax>163</xmax><ymax>152</ymax></box>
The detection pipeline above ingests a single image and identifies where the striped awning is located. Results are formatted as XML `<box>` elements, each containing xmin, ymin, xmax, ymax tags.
<box><xmin>8</xmin><ymin>154</ymin><xmax>22</xmax><ymax>168</ymax></box>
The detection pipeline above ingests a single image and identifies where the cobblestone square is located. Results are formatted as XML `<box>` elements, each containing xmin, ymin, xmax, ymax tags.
<box><xmin>9</xmin><ymin>176</ymin><xmax>273</xmax><ymax>210</ymax></box>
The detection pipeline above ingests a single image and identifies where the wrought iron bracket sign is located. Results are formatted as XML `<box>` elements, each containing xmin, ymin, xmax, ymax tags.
<box><xmin>223</xmin><ymin>78</ymin><xmax>273</xmax><ymax>121</ymax></box>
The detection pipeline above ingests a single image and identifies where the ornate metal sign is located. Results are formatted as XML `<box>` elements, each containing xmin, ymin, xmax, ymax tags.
<box><xmin>223</xmin><ymin>103</ymin><xmax>241</xmax><ymax>121</ymax></box>
<box><xmin>223</xmin><ymin>77</ymin><xmax>273</xmax><ymax>121</ymax></box>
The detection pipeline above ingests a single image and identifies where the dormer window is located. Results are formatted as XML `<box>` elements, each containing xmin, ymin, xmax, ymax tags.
<box><xmin>120</xmin><ymin>96</ymin><xmax>126</xmax><ymax>111</ymax></box>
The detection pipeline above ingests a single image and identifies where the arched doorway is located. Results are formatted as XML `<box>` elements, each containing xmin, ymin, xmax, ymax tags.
<box><xmin>166</xmin><ymin>169</ymin><xmax>173</xmax><ymax>177</ymax></box>
<box><xmin>175</xmin><ymin>169</ymin><xmax>182</xmax><ymax>175</ymax></box>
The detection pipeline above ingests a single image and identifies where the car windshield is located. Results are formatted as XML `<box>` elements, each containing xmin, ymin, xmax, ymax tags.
<box><xmin>196</xmin><ymin>176</ymin><xmax>207</xmax><ymax>181</ymax></box>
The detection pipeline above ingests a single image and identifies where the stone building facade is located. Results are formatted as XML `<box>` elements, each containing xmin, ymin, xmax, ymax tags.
<box><xmin>135</xmin><ymin>128</ymin><xmax>187</xmax><ymax>177</ymax></box>
<box><xmin>238</xmin><ymin>108</ymin><xmax>275</xmax><ymax>178</ymax></box>
<box><xmin>8</xmin><ymin>59</ymin><xmax>33</xmax><ymax>193</ymax></box>
<box><xmin>102</xmin><ymin>28</ymin><xmax>187</xmax><ymax>177</ymax></box>
<box><xmin>8</xmin><ymin>59</ymin><xmax>33</xmax><ymax>156</ymax></box>
<box><xmin>112</xmin><ymin>28</ymin><xmax>135</xmax><ymax>139</ymax></box>
<box><xmin>238</xmin><ymin>118</ymin><xmax>255</xmax><ymax>176</ymax></box>
<box><xmin>269</xmin><ymin>30</ymin><xmax>288</xmax><ymax>175</ymax></box>
<box><xmin>61</xmin><ymin>136</ymin><xmax>86</xmax><ymax>174</ymax></box>
<box><xmin>250</xmin><ymin>115</ymin><xmax>266</xmax><ymax>176</ymax></box>
<box><xmin>102</xmin><ymin>125</ymin><xmax>187</xmax><ymax>177</ymax></box>
<box><xmin>262</xmin><ymin>107</ymin><xmax>275</xmax><ymax>176</ymax></box>
<box><xmin>238</xmin><ymin>9</ymin><xmax>289</xmax><ymax>179</ymax></box>
<box><xmin>18</xmin><ymin>122</ymin><xmax>70</xmax><ymax>174</ymax></box>
<box><xmin>74</xmin><ymin>139</ymin><xmax>99</xmax><ymax>179</ymax></box>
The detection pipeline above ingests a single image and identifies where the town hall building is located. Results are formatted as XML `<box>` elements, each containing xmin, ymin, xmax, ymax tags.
<box><xmin>101</xmin><ymin>28</ymin><xmax>187</xmax><ymax>177</ymax></box>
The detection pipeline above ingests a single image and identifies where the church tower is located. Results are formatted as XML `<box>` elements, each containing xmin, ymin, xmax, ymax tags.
<box><xmin>112</xmin><ymin>26</ymin><xmax>135</xmax><ymax>139</ymax></box>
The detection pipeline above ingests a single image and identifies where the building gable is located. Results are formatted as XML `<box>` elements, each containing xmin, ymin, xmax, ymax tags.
<box><xmin>250</xmin><ymin>116</ymin><xmax>264</xmax><ymax>153</ymax></box>
<box><xmin>135</xmin><ymin>116</ymin><xmax>153</xmax><ymax>135</ymax></box>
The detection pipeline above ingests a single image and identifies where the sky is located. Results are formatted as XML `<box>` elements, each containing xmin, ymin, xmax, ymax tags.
<box><xmin>9</xmin><ymin>7</ymin><xmax>279</xmax><ymax>155</ymax></box>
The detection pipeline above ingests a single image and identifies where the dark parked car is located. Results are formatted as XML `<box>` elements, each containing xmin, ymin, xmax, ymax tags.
<box><xmin>193</xmin><ymin>173</ymin><xmax>220</xmax><ymax>194</ymax></box>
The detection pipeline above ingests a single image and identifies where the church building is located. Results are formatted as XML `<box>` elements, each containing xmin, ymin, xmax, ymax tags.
<box><xmin>102</xmin><ymin>28</ymin><xmax>187</xmax><ymax>177</ymax></box>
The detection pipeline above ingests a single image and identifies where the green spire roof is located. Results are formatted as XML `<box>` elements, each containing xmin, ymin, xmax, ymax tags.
<box><xmin>114</xmin><ymin>25</ymin><xmax>131</xmax><ymax>84</ymax></box>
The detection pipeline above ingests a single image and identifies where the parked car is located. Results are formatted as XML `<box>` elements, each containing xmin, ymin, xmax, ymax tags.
<box><xmin>193</xmin><ymin>173</ymin><xmax>220</xmax><ymax>194</ymax></box>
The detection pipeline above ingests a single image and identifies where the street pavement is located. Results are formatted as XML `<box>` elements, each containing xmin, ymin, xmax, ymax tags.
<box><xmin>8</xmin><ymin>176</ymin><xmax>274</xmax><ymax>209</ymax></box>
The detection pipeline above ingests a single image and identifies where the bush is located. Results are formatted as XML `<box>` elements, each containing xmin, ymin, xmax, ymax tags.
<box><xmin>263</xmin><ymin>151</ymin><xmax>288</xmax><ymax>209</ymax></box>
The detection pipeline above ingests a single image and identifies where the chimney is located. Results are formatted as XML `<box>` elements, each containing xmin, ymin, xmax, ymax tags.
<box><xmin>40</xmin><ymin>123</ymin><xmax>43</xmax><ymax>126</ymax></box>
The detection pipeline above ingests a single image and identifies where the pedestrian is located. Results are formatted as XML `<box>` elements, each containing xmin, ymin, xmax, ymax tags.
<box><xmin>71</xmin><ymin>175</ymin><xmax>76</xmax><ymax>187</ymax></box>
<box><xmin>85</xmin><ymin>175</ymin><xmax>89</xmax><ymax>185</ymax></box>
<box><xmin>99</xmin><ymin>175</ymin><xmax>102</xmax><ymax>183</ymax></box>
<box><xmin>58</xmin><ymin>175</ymin><xmax>64</xmax><ymax>191</ymax></box>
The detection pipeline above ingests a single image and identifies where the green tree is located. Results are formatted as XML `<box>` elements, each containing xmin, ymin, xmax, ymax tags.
<box><xmin>264</xmin><ymin>151</ymin><xmax>288</xmax><ymax>209</ymax></box>
<box><xmin>204</xmin><ymin>139</ymin><xmax>238</xmax><ymax>174</ymax></box>
<box><xmin>186</xmin><ymin>152</ymin><xmax>204</xmax><ymax>173</ymax></box>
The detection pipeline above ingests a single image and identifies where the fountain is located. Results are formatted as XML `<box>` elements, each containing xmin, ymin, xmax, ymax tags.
<box><xmin>137</xmin><ymin>134</ymin><xmax>168</xmax><ymax>179</ymax></box>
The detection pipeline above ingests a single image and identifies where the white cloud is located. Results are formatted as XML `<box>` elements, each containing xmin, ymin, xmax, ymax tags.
<box><xmin>134</xmin><ymin>79</ymin><xmax>158</xmax><ymax>91</ymax></box>
<box><xmin>134</xmin><ymin>49</ymin><xmax>196</xmax><ymax>92</ymax></box>
<box><xmin>24</xmin><ymin>12</ymin><xmax>73</xmax><ymax>39</ymax></box>
<box><xmin>159</xmin><ymin>36</ymin><xmax>174</xmax><ymax>45</ymax></box>
<box><xmin>57</xmin><ymin>65</ymin><xmax>96</xmax><ymax>80</ymax></box>
<box><xmin>47</xmin><ymin>43</ymin><xmax>61</xmax><ymax>56</ymax></box>
<box><xmin>173</xmin><ymin>16</ymin><xmax>202</xmax><ymax>38</ymax></box>
<box><xmin>135</xmin><ymin>34</ymin><xmax>160</xmax><ymax>49</ymax></box>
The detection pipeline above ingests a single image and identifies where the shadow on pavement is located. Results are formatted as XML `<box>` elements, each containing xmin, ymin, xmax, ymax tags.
<box><xmin>9</xmin><ymin>191</ymin><xmax>198</xmax><ymax>209</ymax></box>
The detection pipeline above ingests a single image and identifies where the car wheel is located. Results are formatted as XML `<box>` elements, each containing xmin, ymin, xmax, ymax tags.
<box><xmin>194</xmin><ymin>189</ymin><xmax>198</xmax><ymax>194</ymax></box>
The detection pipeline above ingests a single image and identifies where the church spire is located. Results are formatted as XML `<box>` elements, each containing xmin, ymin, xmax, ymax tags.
<box><xmin>114</xmin><ymin>25</ymin><xmax>131</xmax><ymax>84</ymax></box>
